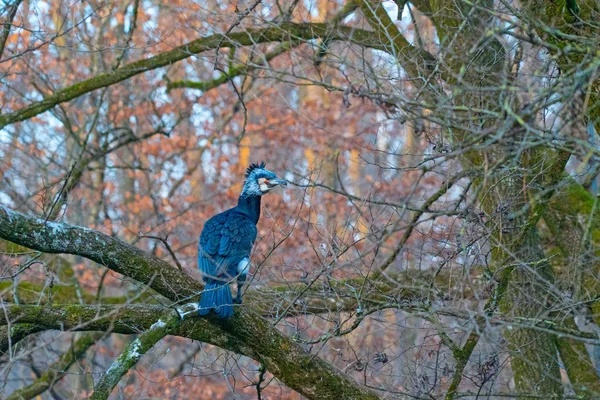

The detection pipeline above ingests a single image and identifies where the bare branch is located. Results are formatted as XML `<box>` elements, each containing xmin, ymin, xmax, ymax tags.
<box><xmin>138</xmin><ymin>232</ymin><xmax>184</xmax><ymax>272</ymax></box>
<box><xmin>5</xmin><ymin>333</ymin><xmax>101</xmax><ymax>400</ymax></box>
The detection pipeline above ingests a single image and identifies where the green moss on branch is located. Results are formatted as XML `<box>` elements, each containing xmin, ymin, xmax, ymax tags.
<box><xmin>0</xmin><ymin>23</ymin><xmax>428</xmax><ymax>130</ymax></box>
<box><xmin>0</xmin><ymin>206</ymin><xmax>202</xmax><ymax>302</ymax></box>
<box><xmin>0</xmin><ymin>281</ymin><xmax>154</xmax><ymax>305</ymax></box>
<box><xmin>90</xmin><ymin>311</ymin><xmax>186</xmax><ymax>400</ymax></box>
<box><xmin>1</xmin><ymin>303</ymin><xmax>379</xmax><ymax>400</ymax></box>
<box><xmin>555</xmin><ymin>317</ymin><xmax>600</xmax><ymax>399</ymax></box>
<box><xmin>167</xmin><ymin>41</ymin><xmax>298</xmax><ymax>91</ymax></box>
<box><xmin>0</xmin><ymin>324</ymin><xmax>44</xmax><ymax>355</ymax></box>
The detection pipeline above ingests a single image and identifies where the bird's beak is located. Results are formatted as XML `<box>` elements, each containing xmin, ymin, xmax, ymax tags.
<box><xmin>267</xmin><ymin>178</ymin><xmax>288</xmax><ymax>188</ymax></box>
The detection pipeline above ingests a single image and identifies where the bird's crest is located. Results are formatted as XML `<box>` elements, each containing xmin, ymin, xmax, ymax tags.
<box><xmin>245</xmin><ymin>161</ymin><xmax>266</xmax><ymax>177</ymax></box>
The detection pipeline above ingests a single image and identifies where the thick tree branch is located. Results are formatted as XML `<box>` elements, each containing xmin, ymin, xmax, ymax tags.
<box><xmin>0</xmin><ymin>323</ymin><xmax>44</xmax><ymax>355</ymax></box>
<box><xmin>167</xmin><ymin>40</ymin><xmax>300</xmax><ymax>91</ymax></box>
<box><xmin>358</xmin><ymin>0</ymin><xmax>437</xmax><ymax>83</ymax></box>
<box><xmin>0</xmin><ymin>22</ymin><xmax>433</xmax><ymax>130</ymax></box>
<box><xmin>555</xmin><ymin>318</ymin><xmax>600</xmax><ymax>398</ymax></box>
<box><xmin>1</xmin><ymin>264</ymin><xmax>434</xmax><ymax>318</ymax></box>
<box><xmin>1</xmin><ymin>302</ymin><xmax>379</xmax><ymax>399</ymax></box>
<box><xmin>0</xmin><ymin>205</ymin><xmax>202</xmax><ymax>302</ymax></box>
<box><xmin>511</xmin><ymin>0</ymin><xmax>600</xmax><ymax>133</ymax></box>
<box><xmin>90</xmin><ymin>305</ymin><xmax>195</xmax><ymax>400</ymax></box>
<box><xmin>541</xmin><ymin>180</ymin><xmax>600</xmax><ymax>396</ymax></box>
<box><xmin>0</xmin><ymin>206</ymin><xmax>378</xmax><ymax>400</ymax></box>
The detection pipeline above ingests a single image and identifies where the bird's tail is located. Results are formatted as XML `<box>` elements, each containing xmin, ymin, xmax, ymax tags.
<box><xmin>198</xmin><ymin>282</ymin><xmax>233</xmax><ymax>319</ymax></box>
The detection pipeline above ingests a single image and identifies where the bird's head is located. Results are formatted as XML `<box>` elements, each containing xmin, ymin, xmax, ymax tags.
<box><xmin>241</xmin><ymin>161</ymin><xmax>287</xmax><ymax>198</ymax></box>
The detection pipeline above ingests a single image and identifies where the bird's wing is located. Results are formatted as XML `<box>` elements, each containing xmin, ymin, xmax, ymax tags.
<box><xmin>218</xmin><ymin>214</ymin><xmax>256</xmax><ymax>256</ymax></box>
<box><xmin>198</xmin><ymin>212</ymin><xmax>257</xmax><ymax>280</ymax></box>
<box><xmin>198</xmin><ymin>212</ymin><xmax>227</xmax><ymax>279</ymax></box>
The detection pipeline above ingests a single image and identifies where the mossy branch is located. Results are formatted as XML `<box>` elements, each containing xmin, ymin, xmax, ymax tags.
<box><xmin>90</xmin><ymin>305</ymin><xmax>195</xmax><ymax>400</ymax></box>
<box><xmin>0</xmin><ymin>323</ymin><xmax>44</xmax><ymax>355</ymax></box>
<box><xmin>0</xmin><ymin>23</ymin><xmax>432</xmax><ymax>130</ymax></box>
<box><xmin>357</xmin><ymin>0</ymin><xmax>437</xmax><ymax>82</ymax></box>
<box><xmin>542</xmin><ymin>179</ymin><xmax>600</xmax><ymax>396</ymax></box>
<box><xmin>167</xmin><ymin>41</ymin><xmax>299</xmax><ymax>91</ymax></box>
<box><xmin>0</xmin><ymin>206</ymin><xmax>378</xmax><ymax>400</ymax></box>
<box><xmin>518</xmin><ymin>0</ymin><xmax>600</xmax><ymax>135</ymax></box>
<box><xmin>1</xmin><ymin>303</ymin><xmax>379</xmax><ymax>399</ymax></box>
<box><xmin>0</xmin><ymin>205</ymin><xmax>202</xmax><ymax>302</ymax></box>
<box><xmin>1</xmin><ymin>263</ymin><xmax>434</xmax><ymax>317</ymax></box>
<box><xmin>555</xmin><ymin>317</ymin><xmax>600</xmax><ymax>399</ymax></box>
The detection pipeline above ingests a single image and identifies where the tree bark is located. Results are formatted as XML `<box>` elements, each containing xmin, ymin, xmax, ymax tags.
<box><xmin>0</xmin><ymin>22</ymin><xmax>431</xmax><ymax>131</ymax></box>
<box><xmin>0</xmin><ymin>206</ymin><xmax>378</xmax><ymax>400</ymax></box>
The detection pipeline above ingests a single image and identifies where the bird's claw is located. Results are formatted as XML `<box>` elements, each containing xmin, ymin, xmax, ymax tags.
<box><xmin>233</xmin><ymin>298</ymin><xmax>243</xmax><ymax>304</ymax></box>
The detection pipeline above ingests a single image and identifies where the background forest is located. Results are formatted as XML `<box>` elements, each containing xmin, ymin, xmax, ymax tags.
<box><xmin>1</xmin><ymin>0</ymin><xmax>599</xmax><ymax>398</ymax></box>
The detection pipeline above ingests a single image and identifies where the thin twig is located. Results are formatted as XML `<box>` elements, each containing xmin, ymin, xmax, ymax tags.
<box><xmin>212</xmin><ymin>0</ymin><xmax>262</xmax><ymax>141</ymax></box>
<box><xmin>373</xmin><ymin>169</ymin><xmax>472</xmax><ymax>279</ymax></box>
<box><xmin>256</xmin><ymin>363</ymin><xmax>268</xmax><ymax>400</ymax></box>
<box><xmin>95</xmin><ymin>267</ymin><xmax>111</xmax><ymax>303</ymax></box>
<box><xmin>0</xmin><ymin>253</ymin><xmax>43</xmax><ymax>280</ymax></box>
<box><xmin>113</xmin><ymin>0</ymin><xmax>139</xmax><ymax>70</ymax></box>
<box><xmin>138</xmin><ymin>232</ymin><xmax>184</xmax><ymax>271</ymax></box>
<box><xmin>44</xmin><ymin>162</ymin><xmax>78</xmax><ymax>223</ymax></box>
<box><xmin>223</xmin><ymin>0</ymin><xmax>262</xmax><ymax>37</ymax></box>
<box><xmin>5</xmin><ymin>333</ymin><xmax>101</xmax><ymax>400</ymax></box>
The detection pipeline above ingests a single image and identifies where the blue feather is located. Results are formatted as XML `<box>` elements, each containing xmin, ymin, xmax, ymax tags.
<box><xmin>198</xmin><ymin>282</ymin><xmax>233</xmax><ymax>319</ymax></box>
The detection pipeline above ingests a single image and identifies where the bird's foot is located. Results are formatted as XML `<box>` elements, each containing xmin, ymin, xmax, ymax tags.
<box><xmin>233</xmin><ymin>297</ymin><xmax>243</xmax><ymax>304</ymax></box>
<box><xmin>197</xmin><ymin>304</ymin><xmax>210</xmax><ymax>317</ymax></box>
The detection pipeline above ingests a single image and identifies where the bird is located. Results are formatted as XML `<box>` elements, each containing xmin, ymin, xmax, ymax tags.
<box><xmin>197</xmin><ymin>162</ymin><xmax>287</xmax><ymax>318</ymax></box>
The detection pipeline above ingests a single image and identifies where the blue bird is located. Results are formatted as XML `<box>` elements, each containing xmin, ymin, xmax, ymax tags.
<box><xmin>197</xmin><ymin>162</ymin><xmax>287</xmax><ymax>318</ymax></box>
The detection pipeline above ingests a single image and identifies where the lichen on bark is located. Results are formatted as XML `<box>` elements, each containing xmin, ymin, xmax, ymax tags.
<box><xmin>0</xmin><ymin>206</ymin><xmax>379</xmax><ymax>400</ymax></box>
